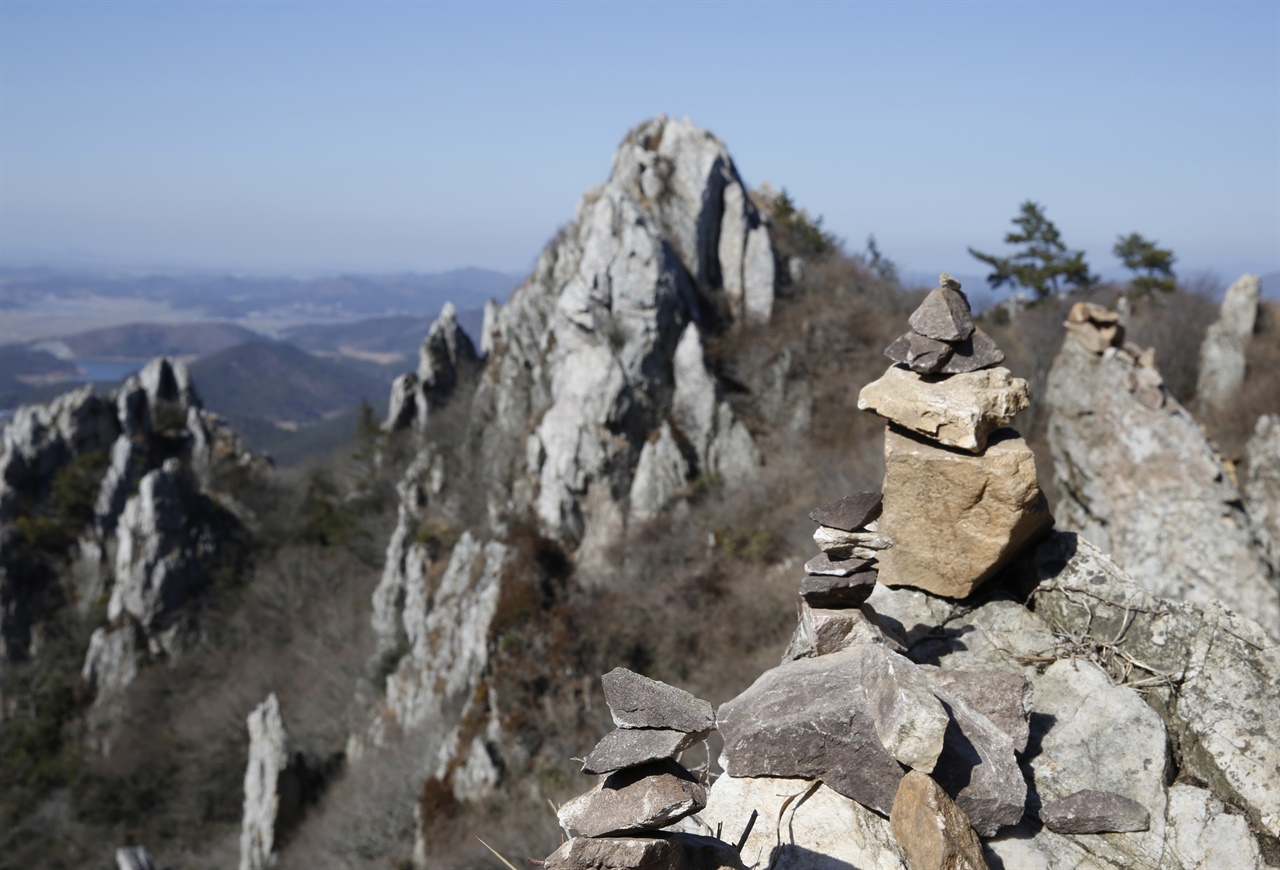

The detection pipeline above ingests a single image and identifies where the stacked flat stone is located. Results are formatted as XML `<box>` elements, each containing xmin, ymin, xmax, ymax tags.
<box><xmin>802</xmin><ymin>490</ymin><xmax>887</xmax><ymax>609</ymax></box>
<box><xmin>547</xmin><ymin>669</ymin><xmax>740</xmax><ymax>869</ymax></box>
<box><xmin>884</xmin><ymin>273</ymin><xmax>1003</xmax><ymax>375</ymax></box>
<box><xmin>857</xmin><ymin>273</ymin><xmax>1052</xmax><ymax>599</ymax></box>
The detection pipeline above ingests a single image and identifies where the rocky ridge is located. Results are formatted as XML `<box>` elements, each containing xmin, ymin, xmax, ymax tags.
<box><xmin>1046</xmin><ymin>299</ymin><xmax>1279</xmax><ymax>639</ymax></box>
<box><xmin>359</xmin><ymin>116</ymin><xmax>777</xmax><ymax>823</ymax></box>
<box><xmin>533</xmin><ymin>280</ymin><xmax>1278</xmax><ymax>869</ymax></box>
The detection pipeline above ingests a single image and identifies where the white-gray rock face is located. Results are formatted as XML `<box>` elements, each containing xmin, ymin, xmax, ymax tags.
<box><xmin>108</xmin><ymin>460</ymin><xmax>224</xmax><ymax>634</ymax></box>
<box><xmin>385</xmin><ymin>532</ymin><xmax>510</xmax><ymax>731</ymax></box>
<box><xmin>1046</xmin><ymin>336</ymin><xmax>1279</xmax><ymax>637</ymax></box>
<box><xmin>700</xmin><ymin>775</ymin><xmax>906</xmax><ymax>870</ymax></box>
<box><xmin>115</xmin><ymin>845</ymin><xmax>157</xmax><ymax>870</ymax></box>
<box><xmin>1196</xmin><ymin>273</ymin><xmax>1259</xmax><ymax>408</ymax></box>
<box><xmin>1245</xmin><ymin>413</ymin><xmax>1280</xmax><ymax>551</ymax></box>
<box><xmin>0</xmin><ymin>385</ymin><xmax>119</xmax><ymax>522</ymax></box>
<box><xmin>383</xmin><ymin>303</ymin><xmax>479</xmax><ymax>433</ymax></box>
<box><xmin>628</xmin><ymin>422</ymin><xmax>691</xmax><ymax>522</ymax></box>
<box><xmin>611</xmin><ymin>115</ymin><xmax>775</xmax><ymax>324</ymax></box>
<box><xmin>82</xmin><ymin>620</ymin><xmax>145</xmax><ymax>696</ymax></box>
<box><xmin>240</xmin><ymin>694</ymin><xmax>293</xmax><ymax>870</ymax></box>
<box><xmin>1027</xmin><ymin>532</ymin><xmax>1280</xmax><ymax>842</ymax></box>
<box><xmin>670</xmin><ymin>323</ymin><xmax>760</xmax><ymax>488</ymax></box>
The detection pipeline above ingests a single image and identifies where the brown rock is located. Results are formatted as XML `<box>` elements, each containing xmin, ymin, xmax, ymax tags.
<box><xmin>582</xmin><ymin>727</ymin><xmax>710</xmax><ymax>775</ymax></box>
<box><xmin>857</xmin><ymin>365</ymin><xmax>1030</xmax><ymax>454</ymax></box>
<box><xmin>808</xmin><ymin>491</ymin><xmax>882</xmax><ymax>531</ymax></box>
<box><xmin>878</xmin><ymin>427</ymin><xmax>1053</xmax><ymax>598</ymax></box>
<box><xmin>891</xmin><ymin>770</ymin><xmax>988</xmax><ymax>870</ymax></box>
<box><xmin>939</xmin><ymin>327</ymin><xmax>1005</xmax><ymax>374</ymax></box>
<box><xmin>886</xmin><ymin>331</ymin><xmax>954</xmax><ymax>373</ymax></box>
<box><xmin>799</xmin><ymin>571</ymin><xmax>878</xmax><ymax>608</ymax></box>
<box><xmin>910</xmin><ymin>286</ymin><xmax>976</xmax><ymax>342</ymax></box>
<box><xmin>557</xmin><ymin>760</ymin><xmax>706</xmax><ymax>837</ymax></box>
<box><xmin>1064</xmin><ymin>302</ymin><xmax>1124</xmax><ymax>353</ymax></box>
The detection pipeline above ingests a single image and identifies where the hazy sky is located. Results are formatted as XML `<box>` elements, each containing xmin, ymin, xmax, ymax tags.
<box><xmin>1</xmin><ymin>1</ymin><xmax>1277</xmax><ymax>283</ymax></box>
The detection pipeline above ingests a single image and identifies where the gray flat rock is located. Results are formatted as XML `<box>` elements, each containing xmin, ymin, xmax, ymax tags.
<box><xmin>813</xmin><ymin>526</ymin><xmax>892</xmax><ymax>553</ymax></box>
<box><xmin>910</xmin><ymin>286</ymin><xmax>975</xmax><ymax>342</ymax></box>
<box><xmin>920</xmin><ymin>666</ymin><xmax>1033</xmax><ymax>754</ymax></box>
<box><xmin>804</xmin><ymin>552</ymin><xmax>872</xmax><ymax>576</ymax></box>
<box><xmin>717</xmin><ymin>647</ymin><xmax>907</xmax><ymax>814</ymax></box>
<box><xmin>799</xmin><ymin>571</ymin><xmax>877</xmax><ymax>608</ymax></box>
<box><xmin>784</xmin><ymin>602</ymin><xmax>906</xmax><ymax>661</ymax></box>
<box><xmin>808</xmin><ymin>491</ymin><xmax>882</xmax><ymax>531</ymax></box>
<box><xmin>557</xmin><ymin>759</ymin><xmax>707</xmax><ymax>838</ymax></box>
<box><xmin>1040</xmin><ymin>789</ymin><xmax>1151</xmax><ymax>834</ymax></box>
<box><xmin>582</xmin><ymin>727</ymin><xmax>710</xmax><ymax>775</ymax></box>
<box><xmin>885</xmin><ymin>331</ymin><xmax>953</xmax><ymax>373</ymax></box>
<box><xmin>602</xmin><ymin>668</ymin><xmax>715</xmax><ymax>733</ymax></box>
<box><xmin>544</xmin><ymin>836</ymin><xmax>679</xmax><ymax>870</ymax></box>
<box><xmin>939</xmin><ymin>327</ymin><xmax>1004</xmax><ymax>374</ymax></box>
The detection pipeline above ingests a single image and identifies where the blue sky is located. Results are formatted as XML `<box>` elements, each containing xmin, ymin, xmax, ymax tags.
<box><xmin>1</xmin><ymin>0</ymin><xmax>1276</xmax><ymax>284</ymax></box>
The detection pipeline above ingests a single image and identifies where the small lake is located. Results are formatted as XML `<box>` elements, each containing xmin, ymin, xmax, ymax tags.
<box><xmin>75</xmin><ymin>359</ymin><xmax>142</xmax><ymax>382</ymax></box>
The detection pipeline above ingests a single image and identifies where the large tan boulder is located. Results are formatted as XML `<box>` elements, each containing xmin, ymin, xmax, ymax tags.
<box><xmin>877</xmin><ymin>427</ymin><xmax>1052</xmax><ymax>597</ymax></box>
<box><xmin>857</xmin><ymin>366</ymin><xmax>1029</xmax><ymax>453</ymax></box>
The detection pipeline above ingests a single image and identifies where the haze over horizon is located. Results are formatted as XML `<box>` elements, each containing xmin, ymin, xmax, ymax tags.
<box><xmin>1</xmin><ymin>1</ymin><xmax>1277</xmax><ymax>284</ymax></box>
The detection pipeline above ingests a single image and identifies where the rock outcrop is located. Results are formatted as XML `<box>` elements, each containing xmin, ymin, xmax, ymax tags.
<box><xmin>366</xmin><ymin>116</ymin><xmax>776</xmax><ymax>838</ymax></box>
<box><xmin>1196</xmin><ymin>273</ymin><xmax>1260</xmax><ymax>409</ymax></box>
<box><xmin>1045</xmin><ymin>303</ymin><xmax>1279</xmax><ymax>638</ymax></box>
<box><xmin>1245</xmin><ymin>413</ymin><xmax>1280</xmax><ymax>549</ymax></box>
<box><xmin>241</xmin><ymin>694</ymin><xmax>302</xmax><ymax>870</ymax></box>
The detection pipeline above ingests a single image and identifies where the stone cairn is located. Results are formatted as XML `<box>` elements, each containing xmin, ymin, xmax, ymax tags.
<box><xmin>546</xmin><ymin>668</ymin><xmax>742</xmax><ymax>869</ymax></box>
<box><xmin>544</xmin><ymin>276</ymin><xmax>1151</xmax><ymax>869</ymax></box>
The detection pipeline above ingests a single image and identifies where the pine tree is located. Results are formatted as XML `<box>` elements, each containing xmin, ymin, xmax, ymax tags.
<box><xmin>1113</xmin><ymin>232</ymin><xmax>1176</xmax><ymax>294</ymax></box>
<box><xmin>969</xmin><ymin>201</ymin><xmax>1097</xmax><ymax>299</ymax></box>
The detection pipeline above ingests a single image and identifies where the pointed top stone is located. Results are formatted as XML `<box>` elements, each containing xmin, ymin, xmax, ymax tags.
<box><xmin>939</xmin><ymin>327</ymin><xmax>1005</xmax><ymax>374</ymax></box>
<box><xmin>601</xmin><ymin>668</ymin><xmax>715</xmax><ymax>732</ymax></box>
<box><xmin>809</xmin><ymin>491</ymin><xmax>883</xmax><ymax>531</ymax></box>
<box><xmin>939</xmin><ymin>272</ymin><xmax>962</xmax><ymax>292</ymax></box>
<box><xmin>909</xmin><ymin>286</ymin><xmax>975</xmax><ymax>342</ymax></box>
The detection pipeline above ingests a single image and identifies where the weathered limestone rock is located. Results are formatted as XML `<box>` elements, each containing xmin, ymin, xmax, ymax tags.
<box><xmin>812</xmin><ymin>526</ymin><xmax>892</xmax><ymax>553</ymax></box>
<box><xmin>1040</xmin><ymin>790</ymin><xmax>1150</xmax><ymax>834</ymax></box>
<box><xmin>1046</xmin><ymin>334</ymin><xmax>1279</xmax><ymax>637</ymax></box>
<box><xmin>602</xmin><ymin>668</ymin><xmax>715</xmax><ymax>733</ymax></box>
<box><xmin>1064</xmin><ymin>302</ymin><xmax>1123</xmax><ymax>354</ymax></box>
<box><xmin>803</xmin><ymin>552</ymin><xmax>872</xmax><ymax>576</ymax></box>
<box><xmin>670</xmin><ymin>324</ymin><xmax>760</xmax><ymax>488</ymax></box>
<box><xmin>240</xmin><ymin>694</ymin><xmax>299</xmax><ymax>870</ymax></box>
<box><xmin>808</xmin><ymin>491</ymin><xmax>882</xmax><ymax>531</ymax></box>
<box><xmin>107</xmin><ymin>460</ymin><xmax>230</xmax><ymax>637</ymax></box>
<box><xmin>612</xmin><ymin>115</ymin><xmax>775</xmax><ymax>324</ymax></box>
<box><xmin>890</xmin><ymin>771</ymin><xmax>987</xmax><ymax>870</ymax></box>
<box><xmin>798</xmin><ymin>571</ymin><xmax>877</xmax><ymax>608</ymax></box>
<box><xmin>382</xmin><ymin>303</ymin><xmax>479</xmax><ymax>434</ymax></box>
<box><xmin>82</xmin><ymin>620</ymin><xmax>145</xmax><ymax>696</ymax></box>
<box><xmin>1164</xmin><ymin>783</ymin><xmax>1264</xmax><ymax>869</ymax></box>
<box><xmin>115</xmin><ymin>845</ymin><xmax>157</xmax><ymax>870</ymax></box>
<box><xmin>1197</xmin><ymin>273</ymin><xmax>1259</xmax><ymax>407</ymax></box>
<box><xmin>700</xmin><ymin>775</ymin><xmax>906</xmax><ymax>870</ymax></box>
<box><xmin>386</xmin><ymin>533</ymin><xmax>510</xmax><ymax>731</ymax></box>
<box><xmin>557</xmin><ymin>760</ymin><xmax>706</xmax><ymax>837</ymax></box>
<box><xmin>877</xmin><ymin>427</ymin><xmax>1052</xmax><ymax>598</ymax></box>
<box><xmin>1024</xmin><ymin>532</ymin><xmax>1280</xmax><ymax>839</ymax></box>
<box><xmin>1245</xmin><ymin>413</ymin><xmax>1280</xmax><ymax>549</ymax></box>
<box><xmin>857</xmin><ymin>366</ymin><xmax>1030</xmax><ymax>453</ymax></box>
<box><xmin>582</xmin><ymin>727</ymin><xmax>710</xmax><ymax>775</ymax></box>
<box><xmin>861</xmin><ymin>644</ymin><xmax>950</xmax><ymax>773</ymax></box>
<box><xmin>629</xmin><ymin>422</ymin><xmax>691</xmax><ymax>522</ymax></box>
